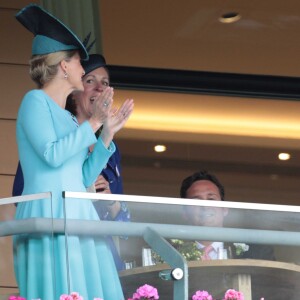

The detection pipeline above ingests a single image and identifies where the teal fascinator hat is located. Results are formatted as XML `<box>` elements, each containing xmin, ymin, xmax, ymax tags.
<box><xmin>15</xmin><ymin>4</ymin><xmax>88</xmax><ymax>60</ymax></box>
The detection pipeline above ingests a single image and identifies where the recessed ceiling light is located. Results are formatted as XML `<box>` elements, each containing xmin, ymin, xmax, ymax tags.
<box><xmin>154</xmin><ymin>145</ymin><xmax>167</xmax><ymax>153</ymax></box>
<box><xmin>278</xmin><ymin>152</ymin><xmax>290</xmax><ymax>161</ymax></box>
<box><xmin>219</xmin><ymin>12</ymin><xmax>241</xmax><ymax>24</ymax></box>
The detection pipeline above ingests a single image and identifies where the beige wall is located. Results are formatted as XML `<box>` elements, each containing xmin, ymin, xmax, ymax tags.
<box><xmin>0</xmin><ymin>3</ymin><xmax>36</xmax><ymax>197</ymax></box>
<box><xmin>0</xmin><ymin>0</ymin><xmax>38</xmax><ymax>291</ymax></box>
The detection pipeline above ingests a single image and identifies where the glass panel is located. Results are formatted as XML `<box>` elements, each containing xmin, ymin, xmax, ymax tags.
<box><xmin>0</xmin><ymin>193</ymin><xmax>54</xmax><ymax>300</ymax></box>
<box><xmin>63</xmin><ymin>194</ymin><xmax>128</xmax><ymax>300</ymax></box>
<box><xmin>63</xmin><ymin>192</ymin><xmax>300</xmax><ymax>300</ymax></box>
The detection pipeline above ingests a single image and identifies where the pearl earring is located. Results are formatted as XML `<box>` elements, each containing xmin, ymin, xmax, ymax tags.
<box><xmin>64</xmin><ymin>72</ymin><xmax>68</xmax><ymax>79</ymax></box>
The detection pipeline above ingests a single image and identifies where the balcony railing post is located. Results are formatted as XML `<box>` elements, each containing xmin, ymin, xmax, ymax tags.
<box><xmin>143</xmin><ymin>227</ymin><xmax>188</xmax><ymax>300</ymax></box>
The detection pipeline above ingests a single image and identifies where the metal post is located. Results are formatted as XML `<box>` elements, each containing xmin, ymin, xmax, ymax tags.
<box><xmin>143</xmin><ymin>227</ymin><xmax>189</xmax><ymax>300</ymax></box>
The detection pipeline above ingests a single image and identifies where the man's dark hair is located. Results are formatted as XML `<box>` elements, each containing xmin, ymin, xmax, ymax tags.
<box><xmin>180</xmin><ymin>170</ymin><xmax>225</xmax><ymax>200</ymax></box>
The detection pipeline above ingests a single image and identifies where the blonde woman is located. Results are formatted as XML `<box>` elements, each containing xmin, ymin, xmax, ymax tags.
<box><xmin>14</xmin><ymin>4</ymin><xmax>133</xmax><ymax>300</ymax></box>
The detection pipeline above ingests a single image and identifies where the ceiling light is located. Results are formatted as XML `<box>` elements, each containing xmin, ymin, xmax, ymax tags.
<box><xmin>278</xmin><ymin>152</ymin><xmax>290</xmax><ymax>161</ymax></box>
<box><xmin>219</xmin><ymin>12</ymin><xmax>241</xmax><ymax>24</ymax></box>
<box><xmin>154</xmin><ymin>145</ymin><xmax>167</xmax><ymax>153</ymax></box>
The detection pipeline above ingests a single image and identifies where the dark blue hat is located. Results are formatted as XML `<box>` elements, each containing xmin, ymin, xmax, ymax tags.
<box><xmin>81</xmin><ymin>54</ymin><xmax>107</xmax><ymax>75</ymax></box>
<box><xmin>16</xmin><ymin>4</ymin><xmax>88</xmax><ymax>60</ymax></box>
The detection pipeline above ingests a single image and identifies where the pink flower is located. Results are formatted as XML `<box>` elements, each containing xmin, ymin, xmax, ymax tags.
<box><xmin>223</xmin><ymin>289</ymin><xmax>244</xmax><ymax>300</ymax></box>
<box><xmin>129</xmin><ymin>284</ymin><xmax>159</xmax><ymax>299</ymax></box>
<box><xmin>70</xmin><ymin>292</ymin><xmax>83</xmax><ymax>300</ymax></box>
<box><xmin>192</xmin><ymin>290</ymin><xmax>213</xmax><ymax>300</ymax></box>
<box><xmin>132</xmin><ymin>292</ymin><xmax>140</xmax><ymax>299</ymax></box>
<box><xmin>60</xmin><ymin>292</ymin><xmax>83</xmax><ymax>300</ymax></box>
<box><xmin>60</xmin><ymin>295</ymin><xmax>73</xmax><ymax>300</ymax></box>
<box><xmin>9</xmin><ymin>296</ymin><xmax>26</xmax><ymax>300</ymax></box>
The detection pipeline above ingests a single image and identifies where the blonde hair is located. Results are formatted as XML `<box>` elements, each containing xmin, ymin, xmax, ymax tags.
<box><xmin>29</xmin><ymin>50</ymin><xmax>77</xmax><ymax>88</ymax></box>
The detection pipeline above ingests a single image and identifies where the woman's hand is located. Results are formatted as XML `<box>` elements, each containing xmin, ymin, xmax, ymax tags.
<box><xmin>88</xmin><ymin>87</ymin><xmax>114</xmax><ymax>132</ymax></box>
<box><xmin>95</xmin><ymin>175</ymin><xmax>111</xmax><ymax>194</ymax></box>
<box><xmin>95</xmin><ymin>175</ymin><xmax>120</xmax><ymax>218</ymax></box>
<box><xmin>100</xmin><ymin>98</ymin><xmax>134</xmax><ymax>147</ymax></box>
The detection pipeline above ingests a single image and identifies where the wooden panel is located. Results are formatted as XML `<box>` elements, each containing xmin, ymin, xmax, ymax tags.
<box><xmin>120</xmin><ymin>260</ymin><xmax>300</xmax><ymax>299</ymax></box>
<box><xmin>0</xmin><ymin>177</ymin><xmax>17</xmax><ymax>287</ymax></box>
<box><xmin>0</xmin><ymin>0</ymin><xmax>38</xmax><ymax>9</ymax></box>
<box><xmin>0</xmin><ymin>65</ymin><xmax>35</xmax><ymax>119</ymax></box>
<box><xmin>0</xmin><ymin>175</ymin><xmax>15</xmax><ymax>198</ymax></box>
<box><xmin>0</xmin><ymin>8</ymin><xmax>32</xmax><ymax>65</ymax></box>
<box><xmin>0</xmin><ymin>202</ymin><xmax>16</xmax><ymax>288</ymax></box>
<box><xmin>0</xmin><ymin>120</ymin><xmax>18</xmax><ymax>176</ymax></box>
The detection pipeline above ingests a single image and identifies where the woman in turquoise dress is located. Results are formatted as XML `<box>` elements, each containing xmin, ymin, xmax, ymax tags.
<box><xmin>14</xmin><ymin>4</ymin><xmax>134</xmax><ymax>300</ymax></box>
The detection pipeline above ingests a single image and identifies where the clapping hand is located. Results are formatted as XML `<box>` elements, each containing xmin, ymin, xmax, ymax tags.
<box><xmin>89</xmin><ymin>87</ymin><xmax>114</xmax><ymax>132</ymax></box>
<box><xmin>100</xmin><ymin>98</ymin><xmax>134</xmax><ymax>147</ymax></box>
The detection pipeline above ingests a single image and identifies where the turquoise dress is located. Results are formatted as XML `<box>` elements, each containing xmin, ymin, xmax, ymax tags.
<box><xmin>14</xmin><ymin>90</ymin><xmax>124</xmax><ymax>300</ymax></box>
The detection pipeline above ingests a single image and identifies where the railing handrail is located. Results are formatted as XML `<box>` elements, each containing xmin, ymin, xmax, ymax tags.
<box><xmin>0</xmin><ymin>192</ymin><xmax>51</xmax><ymax>205</ymax></box>
<box><xmin>1</xmin><ymin>191</ymin><xmax>299</xmax><ymax>213</ymax></box>
<box><xmin>1</xmin><ymin>218</ymin><xmax>300</xmax><ymax>247</ymax></box>
<box><xmin>64</xmin><ymin>191</ymin><xmax>300</xmax><ymax>213</ymax></box>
